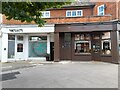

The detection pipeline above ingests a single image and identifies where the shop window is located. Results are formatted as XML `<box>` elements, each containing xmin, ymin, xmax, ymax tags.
<box><xmin>102</xmin><ymin>32</ymin><xmax>110</xmax><ymax>39</ymax></box>
<box><xmin>17</xmin><ymin>35</ymin><xmax>23</xmax><ymax>41</ymax></box>
<box><xmin>98</xmin><ymin>4</ymin><xmax>105</xmax><ymax>16</ymax></box>
<box><xmin>29</xmin><ymin>36</ymin><xmax>47</xmax><ymax>41</ymax></box>
<box><xmin>74</xmin><ymin>33</ymin><xmax>91</xmax><ymax>54</ymax></box>
<box><xmin>29</xmin><ymin>36</ymin><xmax>47</xmax><ymax>57</ymax></box>
<box><xmin>8</xmin><ymin>35</ymin><xmax>15</xmax><ymax>58</ymax></box>
<box><xmin>101</xmin><ymin>32</ymin><xmax>111</xmax><ymax>55</ymax></box>
<box><xmin>8</xmin><ymin>35</ymin><xmax>15</xmax><ymax>40</ymax></box>
<box><xmin>17</xmin><ymin>43</ymin><xmax>23</xmax><ymax>52</ymax></box>
<box><xmin>93</xmin><ymin>34</ymin><xmax>100</xmax><ymax>39</ymax></box>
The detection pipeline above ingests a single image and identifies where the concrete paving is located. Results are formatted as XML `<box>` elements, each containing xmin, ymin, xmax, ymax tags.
<box><xmin>1</xmin><ymin>61</ymin><xmax>118</xmax><ymax>88</ymax></box>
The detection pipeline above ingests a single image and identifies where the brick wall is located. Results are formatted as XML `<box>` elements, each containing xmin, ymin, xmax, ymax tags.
<box><xmin>2</xmin><ymin>2</ymin><xmax>119</xmax><ymax>25</ymax></box>
<box><xmin>46</xmin><ymin>15</ymin><xmax>111</xmax><ymax>24</ymax></box>
<box><xmin>93</xmin><ymin>2</ymin><xmax>117</xmax><ymax>19</ymax></box>
<box><xmin>118</xmin><ymin>1</ymin><xmax>120</xmax><ymax>19</ymax></box>
<box><xmin>50</xmin><ymin>8</ymin><xmax>93</xmax><ymax>18</ymax></box>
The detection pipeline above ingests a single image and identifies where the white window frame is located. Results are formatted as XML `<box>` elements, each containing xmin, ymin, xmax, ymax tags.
<box><xmin>101</xmin><ymin>40</ymin><xmax>111</xmax><ymax>50</ymax></box>
<box><xmin>66</xmin><ymin>10</ymin><xmax>83</xmax><ymax>17</ymax></box>
<box><xmin>41</xmin><ymin>11</ymin><xmax>50</xmax><ymax>18</ymax></box>
<box><xmin>97</xmin><ymin>4</ymin><xmax>105</xmax><ymax>16</ymax></box>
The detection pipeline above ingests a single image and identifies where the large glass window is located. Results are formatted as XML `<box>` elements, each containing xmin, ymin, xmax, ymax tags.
<box><xmin>8</xmin><ymin>35</ymin><xmax>15</xmax><ymax>58</ymax></box>
<box><xmin>74</xmin><ymin>33</ymin><xmax>91</xmax><ymax>54</ymax></box>
<box><xmin>29</xmin><ymin>36</ymin><xmax>47</xmax><ymax>57</ymax></box>
<box><xmin>101</xmin><ymin>32</ymin><xmax>111</xmax><ymax>55</ymax></box>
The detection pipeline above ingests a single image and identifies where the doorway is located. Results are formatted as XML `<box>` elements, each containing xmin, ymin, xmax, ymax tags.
<box><xmin>50</xmin><ymin>42</ymin><xmax>54</xmax><ymax>61</ymax></box>
<box><xmin>15</xmin><ymin>35</ymin><xmax>24</xmax><ymax>60</ymax></box>
<box><xmin>60</xmin><ymin>33</ymin><xmax>72</xmax><ymax>60</ymax></box>
<box><xmin>91</xmin><ymin>33</ymin><xmax>101</xmax><ymax>61</ymax></box>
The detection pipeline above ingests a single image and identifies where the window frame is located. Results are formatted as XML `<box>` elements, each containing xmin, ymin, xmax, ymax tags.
<box><xmin>66</xmin><ymin>10</ymin><xmax>83</xmax><ymax>17</ymax></box>
<box><xmin>97</xmin><ymin>4</ymin><xmax>105</xmax><ymax>16</ymax></box>
<box><xmin>41</xmin><ymin>11</ymin><xmax>50</xmax><ymax>18</ymax></box>
<box><xmin>101</xmin><ymin>32</ymin><xmax>111</xmax><ymax>55</ymax></box>
<box><xmin>74</xmin><ymin>33</ymin><xmax>91</xmax><ymax>55</ymax></box>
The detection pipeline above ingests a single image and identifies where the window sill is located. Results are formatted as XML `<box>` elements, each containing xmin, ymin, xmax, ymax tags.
<box><xmin>75</xmin><ymin>53</ymin><xmax>91</xmax><ymax>56</ymax></box>
<box><xmin>101</xmin><ymin>55</ymin><xmax>112</xmax><ymax>57</ymax></box>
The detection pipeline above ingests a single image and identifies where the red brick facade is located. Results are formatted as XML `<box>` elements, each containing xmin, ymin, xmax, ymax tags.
<box><xmin>2</xmin><ymin>2</ymin><xmax>120</xmax><ymax>25</ymax></box>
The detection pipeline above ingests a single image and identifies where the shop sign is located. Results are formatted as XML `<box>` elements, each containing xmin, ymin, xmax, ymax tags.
<box><xmin>9</xmin><ymin>29</ymin><xmax>23</xmax><ymax>33</ymax></box>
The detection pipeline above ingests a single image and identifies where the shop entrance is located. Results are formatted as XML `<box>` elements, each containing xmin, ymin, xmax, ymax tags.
<box><xmin>91</xmin><ymin>33</ymin><xmax>101</xmax><ymax>61</ymax></box>
<box><xmin>16</xmin><ymin>35</ymin><xmax>24</xmax><ymax>60</ymax></box>
<box><xmin>60</xmin><ymin>33</ymin><xmax>72</xmax><ymax>60</ymax></box>
<box><xmin>50</xmin><ymin>42</ymin><xmax>54</xmax><ymax>61</ymax></box>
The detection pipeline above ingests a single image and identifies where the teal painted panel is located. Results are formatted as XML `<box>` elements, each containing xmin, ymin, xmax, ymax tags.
<box><xmin>29</xmin><ymin>42</ymin><xmax>47</xmax><ymax>57</ymax></box>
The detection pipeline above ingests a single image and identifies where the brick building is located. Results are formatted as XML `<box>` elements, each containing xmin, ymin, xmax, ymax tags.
<box><xmin>0</xmin><ymin>1</ymin><xmax>120</xmax><ymax>63</ymax></box>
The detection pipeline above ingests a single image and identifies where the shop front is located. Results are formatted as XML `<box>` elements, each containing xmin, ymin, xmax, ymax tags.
<box><xmin>54</xmin><ymin>22</ymin><xmax>119</xmax><ymax>63</ymax></box>
<box><xmin>1</xmin><ymin>24</ymin><xmax>54</xmax><ymax>62</ymax></box>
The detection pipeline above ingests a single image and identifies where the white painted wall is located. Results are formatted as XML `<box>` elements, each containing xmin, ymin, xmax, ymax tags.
<box><xmin>1</xmin><ymin>32</ymin><xmax>8</xmax><ymax>62</ymax></box>
<box><xmin>24</xmin><ymin>35</ymin><xmax>29</xmax><ymax>60</ymax></box>
<box><xmin>1</xmin><ymin>24</ymin><xmax>55</xmax><ymax>62</ymax></box>
<box><xmin>0</xmin><ymin>37</ymin><xmax>2</xmax><ymax>61</ymax></box>
<box><xmin>47</xmin><ymin>34</ymin><xmax>50</xmax><ymax>54</ymax></box>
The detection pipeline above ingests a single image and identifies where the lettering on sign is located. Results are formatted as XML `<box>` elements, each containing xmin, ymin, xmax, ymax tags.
<box><xmin>9</xmin><ymin>29</ymin><xmax>23</xmax><ymax>32</ymax></box>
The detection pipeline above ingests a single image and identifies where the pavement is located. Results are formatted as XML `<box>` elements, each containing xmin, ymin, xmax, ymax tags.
<box><xmin>1</xmin><ymin>60</ymin><xmax>54</xmax><ymax>72</ymax></box>
<box><xmin>0</xmin><ymin>60</ymin><xmax>119</xmax><ymax>88</ymax></box>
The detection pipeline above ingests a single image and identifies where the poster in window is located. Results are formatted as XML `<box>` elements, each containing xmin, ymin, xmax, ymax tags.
<box><xmin>75</xmin><ymin>34</ymin><xmax>80</xmax><ymax>40</ymax></box>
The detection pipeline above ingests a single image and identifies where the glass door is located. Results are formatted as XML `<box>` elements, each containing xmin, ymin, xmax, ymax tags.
<box><xmin>16</xmin><ymin>35</ymin><xmax>24</xmax><ymax>60</ymax></box>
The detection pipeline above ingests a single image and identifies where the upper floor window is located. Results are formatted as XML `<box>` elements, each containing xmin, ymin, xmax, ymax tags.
<box><xmin>41</xmin><ymin>11</ymin><xmax>50</xmax><ymax>18</ymax></box>
<box><xmin>98</xmin><ymin>4</ymin><xmax>105</xmax><ymax>16</ymax></box>
<box><xmin>66</xmin><ymin>10</ymin><xmax>83</xmax><ymax>17</ymax></box>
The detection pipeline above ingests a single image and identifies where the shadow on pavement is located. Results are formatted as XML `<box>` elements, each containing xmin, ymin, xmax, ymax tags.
<box><xmin>1</xmin><ymin>71</ymin><xmax>20</xmax><ymax>81</ymax></box>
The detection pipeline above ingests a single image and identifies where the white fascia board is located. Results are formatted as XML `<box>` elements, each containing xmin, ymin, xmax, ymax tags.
<box><xmin>1</xmin><ymin>24</ymin><xmax>55</xmax><ymax>33</ymax></box>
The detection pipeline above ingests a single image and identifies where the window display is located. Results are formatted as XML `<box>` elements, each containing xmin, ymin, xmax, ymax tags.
<box><xmin>102</xmin><ymin>40</ymin><xmax>111</xmax><ymax>55</ymax></box>
<box><xmin>17</xmin><ymin>35</ymin><xmax>23</xmax><ymax>41</ymax></box>
<box><xmin>74</xmin><ymin>33</ymin><xmax>91</xmax><ymax>54</ymax></box>
<box><xmin>102</xmin><ymin>32</ymin><xmax>110</xmax><ymax>39</ymax></box>
<box><xmin>101</xmin><ymin>32</ymin><xmax>111</xmax><ymax>55</ymax></box>
<box><xmin>29</xmin><ymin>36</ymin><xmax>47</xmax><ymax>57</ymax></box>
<box><xmin>17</xmin><ymin>43</ymin><xmax>23</xmax><ymax>52</ymax></box>
<box><xmin>8</xmin><ymin>35</ymin><xmax>15</xmax><ymax>40</ymax></box>
<box><xmin>93</xmin><ymin>34</ymin><xmax>100</xmax><ymax>39</ymax></box>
